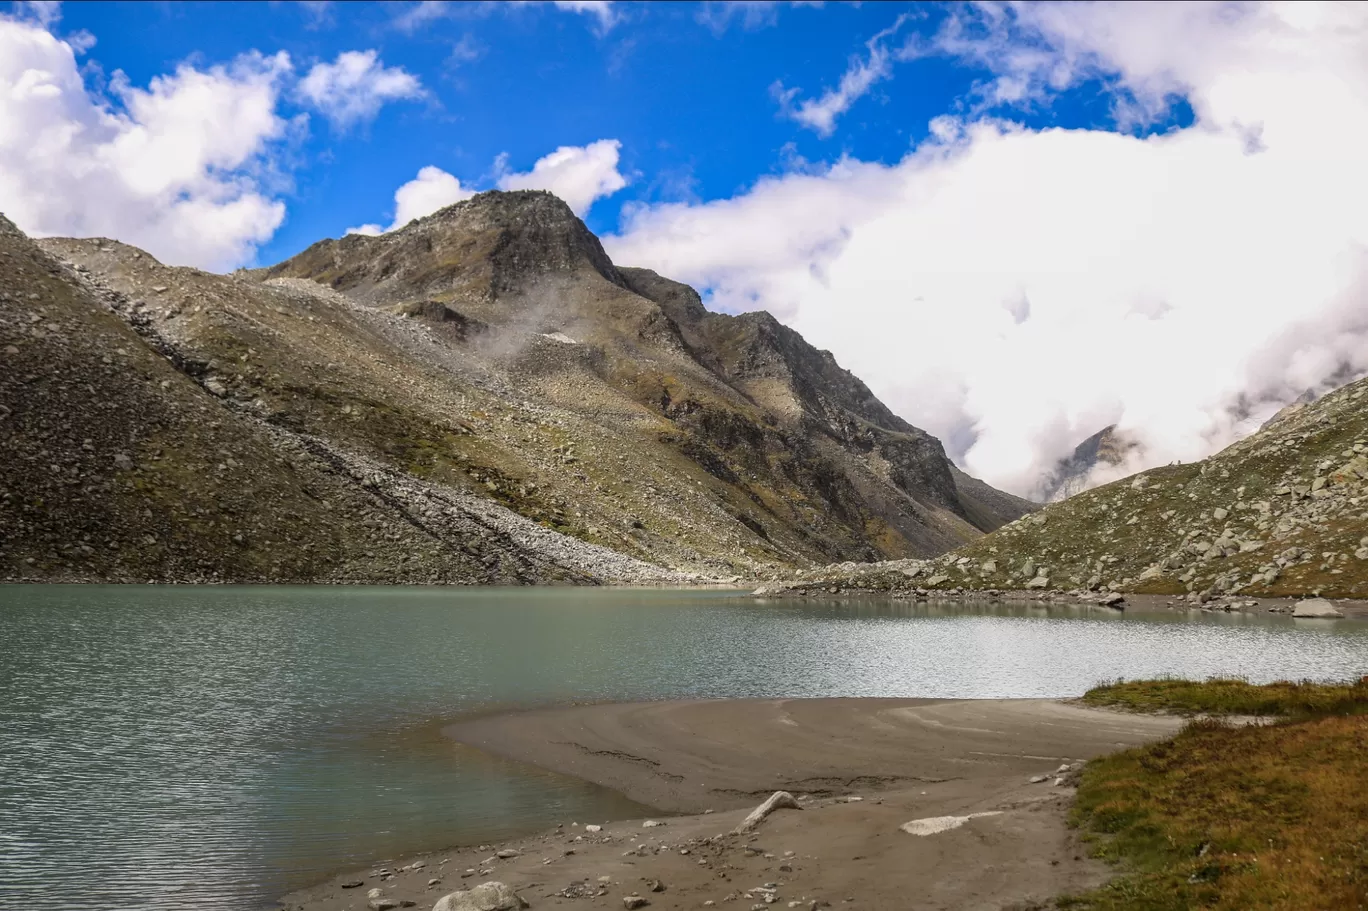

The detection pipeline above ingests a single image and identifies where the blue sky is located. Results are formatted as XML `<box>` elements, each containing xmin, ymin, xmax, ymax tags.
<box><xmin>44</xmin><ymin>0</ymin><xmax>1183</xmax><ymax>263</ymax></box>
<box><xmin>5</xmin><ymin>1</ymin><xmax>1367</xmax><ymax>497</ymax></box>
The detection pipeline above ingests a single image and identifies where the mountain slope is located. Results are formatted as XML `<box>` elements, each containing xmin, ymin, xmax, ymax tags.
<box><xmin>251</xmin><ymin>190</ymin><xmax>1032</xmax><ymax>567</ymax></box>
<box><xmin>16</xmin><ymin>190</ymin><xmax>1030</xmax><ymax>581</ymax></box>
<box><xmin>773</xmin><ymin>372</ymin><xmax>1368</xmax><ymax>600</ymax></box>
<box><xmin>0</xmin><ymin>214</ymin><xmax>683</xmax><ymax>585</ymax></box>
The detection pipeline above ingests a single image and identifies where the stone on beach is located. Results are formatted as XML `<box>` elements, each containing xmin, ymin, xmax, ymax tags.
<box><xmin>1293</xmin><ymin>598</ymin><xmax>1344</xmax><ymax>618</ymax></box>
<box><xmin>732</xmin><ymin>790</ymin><xmax>802</xmax><ymax>834</ymax></box>
<box><xmin>432</xmin><ymin>880</ymin><xmax>529</xmax><ymax>911</ymax></box>
<box><xmin>899</xmin><ymin>811</ymin><xmax>1003</xmax><ymax>837</ymax></box>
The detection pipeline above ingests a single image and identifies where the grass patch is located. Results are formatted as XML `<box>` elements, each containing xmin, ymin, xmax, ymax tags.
<box><xmin>1065</xmin><ymin>677</ymin><xmax>1368</xmax><ymax>909</ymax></box>
<box><xmin>1082</xmin><ymin>677</ymin><xmax>1368</xmax><ymax>718</ymax></box>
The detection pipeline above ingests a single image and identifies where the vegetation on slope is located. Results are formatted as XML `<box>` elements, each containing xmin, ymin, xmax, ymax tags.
<box><xmin>771</xmin><ymin>372</ymin><xmax>1368</xmax><ymax>600</ymax></box>
<box><xmin>1066</xmin><ymin>678</ymin><xmax>1368</xmax><ymax>910</ymax></box>
<box><xmin>1083</xmin><ymin>677</ymin><xmax>1368</xmax><ymax>718</ymax></box>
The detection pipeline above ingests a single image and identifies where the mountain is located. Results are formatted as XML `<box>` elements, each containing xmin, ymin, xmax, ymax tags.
<box><xmin>5</xmin><ymin>191</ymin><xmax>1031</xmax><ymax>582</ymax></box>
<box><xmin>770</xmin><ymin>372</ymin><xmax>1368</xmax><ymax>601</ymax></box>
<box><xmin>0</xmin><ymin>213</ymin><xmax>680</xmax><ymax>585</ymax></box>
<box><xmin>1038</xmin><ymin>424</ymin><xmax>1139</xmax><ymax>502</ymax></box>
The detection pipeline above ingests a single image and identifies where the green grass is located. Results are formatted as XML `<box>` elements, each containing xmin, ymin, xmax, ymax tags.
<box><xmin>1082</xmin><ymin>676</ymin><xmax>1368</xmax><ymax>718</ymax></box>
<box><xmin>1063</xmin><ymin>678</ymin><xmax>1368</xmax><ymax>910</ymax></box>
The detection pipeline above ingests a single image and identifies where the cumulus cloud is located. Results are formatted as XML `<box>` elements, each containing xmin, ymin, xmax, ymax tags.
<box><xmin>347</xmin><ymin>165</ymin><xmax>476</xmax><ymax>235</ymax></box>
<box><xmin>0</xmin><ymin>15</ymin><xmax>293</xmax><ymax>270</ymax></box>
<box><xmin>296</xmin><ymin>50</ymin><xmax>424</xmax><ymax>128</ymax></box>
<box><xmin>606</xmin><ymin>1</ymin><xmax>1368</xmax><ymax>499</ymax></box>
<box><xmin>496</xmin><ymin>138</ymin><xmax>627</xmax><ymax>215</ymax></box>
<box><xmin>774</xmin><ymin>14</ymin><xmax>909</xmax><ymax>136</ymax></box>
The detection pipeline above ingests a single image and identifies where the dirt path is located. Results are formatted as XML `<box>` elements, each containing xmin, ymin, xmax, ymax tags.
<box><xmin>283</xmin><ymin>699</ymin><xmax>1183</xmax><ymax>911</ymax></box>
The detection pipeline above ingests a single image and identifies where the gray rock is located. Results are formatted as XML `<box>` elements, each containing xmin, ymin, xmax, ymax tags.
<box><xmin>1292</xmin><ymin>598</ymin><xmax>1343</xmax><ymax>618</ymax></box>
<box><xmin>432</xmin><ymin>881</ymin><xmax>528</xmax><ymax>911</ymax></box>
<box><xmin>1025</xmin><ymin>575</ymin><xmax>1050</xmax><ymax>589</ymax></box>
<box><xmin>732</xmin><ymin>790</ymin><xmax>801</xmax><ymax>834</ymax></box>
<box><xmin>623</xmin><ymin>897</ymin><xmax>650</xmax><ymax>909</ymax></box>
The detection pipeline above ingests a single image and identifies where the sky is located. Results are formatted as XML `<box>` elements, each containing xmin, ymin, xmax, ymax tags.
<box><xmin>4</xmin><ymin>0</ymin><xmax>1368</xmax><ymax>500</ymax></box>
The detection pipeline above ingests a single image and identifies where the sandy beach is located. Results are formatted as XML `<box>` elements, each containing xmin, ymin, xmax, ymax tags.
<box><xmin>283</xmin><ymin>698</ymin><xmax>1183</xmax><ymax>911</ymax></box>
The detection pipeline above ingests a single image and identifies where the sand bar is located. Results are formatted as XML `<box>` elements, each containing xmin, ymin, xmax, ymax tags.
<box><xmin>285</xmin><ymin>699</ymin><xmax>1183</xmax><ymax>911</ymax></box>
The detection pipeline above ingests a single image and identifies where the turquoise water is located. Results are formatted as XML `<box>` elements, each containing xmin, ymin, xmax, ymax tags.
<box><xmin>2</xmin><ymin>586</ymin><xmax>1367</xmax><ymax>910</ymax></box>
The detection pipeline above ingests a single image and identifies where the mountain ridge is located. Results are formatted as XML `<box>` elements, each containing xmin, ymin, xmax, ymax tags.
<box><xmin>4</xmin><ymin>191</ymin><xmax>1032</xmax><ymax>583</ymax></box>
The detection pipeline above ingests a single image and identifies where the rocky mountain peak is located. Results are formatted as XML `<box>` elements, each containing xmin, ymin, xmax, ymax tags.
<box><xmin>1039</xmin><ymin>425</ymin><xmax>1141</xmax><ymax>502</ymax></box>
<box><xmin>265</xmin><ymin>189</ymin><xmax>623</xmax><ymax>306</ymax></box>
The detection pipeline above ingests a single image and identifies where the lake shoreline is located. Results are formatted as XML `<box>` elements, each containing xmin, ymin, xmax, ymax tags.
<box><xmin>282</xmin><ymin>698</ymin><xmax>1184</xmax><ymax>911</ymax></box>
<box><xmin>750</xmin><ymin>587</ymin><xmax>1368</xmax><ymax>619</ymax></box>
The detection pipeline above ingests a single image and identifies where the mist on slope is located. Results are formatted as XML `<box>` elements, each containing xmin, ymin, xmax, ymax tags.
<box><xmin>605</xmin><ymin>2</ymin><xmax>1368</xmax><ymax>500</ymax></box>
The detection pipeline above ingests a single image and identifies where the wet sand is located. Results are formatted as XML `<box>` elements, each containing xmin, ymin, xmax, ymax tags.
<box><xmin>283</xmin><ymin>699</ymin><xmax>1182</xmax><ymax>911</ymax></box>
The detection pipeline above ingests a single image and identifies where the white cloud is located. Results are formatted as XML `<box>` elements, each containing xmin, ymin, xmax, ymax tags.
<box><xmin>296</xmin><ymin>0</ymin><xmax>333</xmax><ymax>29</ymax></box>
<box><xmin>11</xmin><ymin>0</ymin><xmax>61</xmax><ymax>28</ymax></box>
<box><xmin>496</xmin><ymin>138</ymin><xmax>627</xmax><ymax>215</ymax></box>
<box><xmin>297</xmin><ymin>50</ymin><xmax>423</xmax><ymax>129</ymax></box>
<box><xmin>774</xmin><ymin>14</ymin><xmax>909</xmax><ymax>136</ymax></box>
<box><xmin>606</xmin><ymin>2</ymin><xmax>1368</xmax><ymax>499</ymax></box>
<box><xmin>0</xmin><ymin>16</ymin><xmax>293</xmax><ymax>270</ymax></box>
<box><xmin>391</xmin><ymin>0</ymin><xmax>450</xmax><ymax>34</ymax></box>
<box><xmin>397</xmin><ymin>0</ymin><xmax>617</xmax><ymax>33</ymax></box>
<box><xmin>549</xmin><ymin>0</ymin><xmax>616</xmax><ymax>30</ymax></box>
<box><xmin>696</xmin><ymin>1</ymin><xmax>822</xmax><ymax>35</ymax></box>
<box><xmin>347</xmin><ymin>165</ymin><xmax>476</xmax><ymax>235</ymax></box>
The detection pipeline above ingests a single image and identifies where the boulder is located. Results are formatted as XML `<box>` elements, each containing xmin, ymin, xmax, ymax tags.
<box><xmin>1292</xmin><ymin>598</ymin><xmax>1344</xmax><ymax>618</ymax></box>
<box><xmin>432</xmin><ymin>881</ymin><xmax>528</xmax><ymax>911</ymax></box>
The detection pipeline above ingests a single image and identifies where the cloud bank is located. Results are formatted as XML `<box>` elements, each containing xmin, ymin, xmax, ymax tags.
<box><xmin>607</xmin><ymin>1</ymin><xmax>1368</xmax><ymax>499</ymax></box>
<box><xmin>0</xmin><ymin>13</ymin><xmax>425</xmax><ymax>269</ymax></box>
<box><xmin>0</xmin><ymin>16</ymin><xmax>293</xmax><ymax>271</ymax></box>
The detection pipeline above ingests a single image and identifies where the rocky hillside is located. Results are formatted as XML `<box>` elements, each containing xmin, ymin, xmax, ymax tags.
<box><xmin>254</xmin><ymin>191</ymin><xmax>1031</xmax><ymax>566</ymax></box>
<box><xmin>766</xmin><ymin>372</ymin><xmax>1368</xmax><ymax>601</ymax></box>
<box><xmin>0</xmin><ymin>214</ymin><xmax>686</xmax><ymax>585</ymax></box>
<box><xmin>6</xmin><ymin>191</ymin><xmax>1030</xmax><ymax>582</ymax></box>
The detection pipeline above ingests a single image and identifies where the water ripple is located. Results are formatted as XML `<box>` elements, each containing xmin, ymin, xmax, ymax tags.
<box><xmin>1</xmin><ymin>586</ymin><xmax>1365</xmax><ymax>910</ymax></box>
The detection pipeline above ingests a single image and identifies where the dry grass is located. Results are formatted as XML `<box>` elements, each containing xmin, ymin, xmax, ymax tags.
<box><xmin>1065</xmin><ymin>679</ymin><xmax>1368</xmax><ymax>910</ymax></box>
<box><xmin>1082</xmin><ymin>677</ymin><xmax>1368</xmax><ymax>718</ymax></box>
